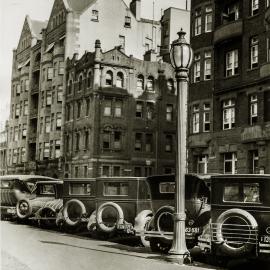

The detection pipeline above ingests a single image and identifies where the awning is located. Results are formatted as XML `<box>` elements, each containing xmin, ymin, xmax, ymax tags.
<box><xmin>45</xmin><ymin>42</ymin><xmax>55</xmax><ymax>53</ymax></box>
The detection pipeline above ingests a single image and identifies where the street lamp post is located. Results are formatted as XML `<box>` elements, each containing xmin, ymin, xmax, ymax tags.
<box><xmin>168</xmin><ymin>29</ymin><xmax>193</xmax><ymax>264</ymax></box>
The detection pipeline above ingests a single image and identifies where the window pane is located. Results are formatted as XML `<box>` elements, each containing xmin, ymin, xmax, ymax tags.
<box><xmin>224</xmin><ymin>185</ymin><xmax>240</xmax><ymax>201</ymax></box>
<box><xmin>69</xmin><ymin>183</ymin><xmax>93</xmax><ymax>195</ymax></box>
<box><xmin>244</xmin><ymin>183</ymin><xmax>260</xmax><ymax>203</ymax></box>
<box><xmin>103</xmin><ymin>182</ymin><xmax>129</xmax><ymax>196</ymax></box>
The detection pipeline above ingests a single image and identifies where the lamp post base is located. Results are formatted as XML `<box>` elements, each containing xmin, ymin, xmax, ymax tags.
<box><xmin>166</xmin><ymin>252</ymin><xmax>191</xmax><ymax>265</ymax></box>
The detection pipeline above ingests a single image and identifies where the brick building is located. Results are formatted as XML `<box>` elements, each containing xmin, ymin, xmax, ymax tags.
<box><xmin>0</xmin><ymin>121</ymin><xmax>8</xmax><ymax>175</ymax></box>
<box><xmin>64</xmin><ymin>40</ymin><xmax>177</xmax><ymax>178</ymax></box>
<box><xmin>7</xmin><ymin>0</ymin><xmax>189</xmax><ymax>177</ymax></box>
<box><xmin>188</xmin><ymin>0</ymin><xmax>270</xmax><ymax>174</ymax></box>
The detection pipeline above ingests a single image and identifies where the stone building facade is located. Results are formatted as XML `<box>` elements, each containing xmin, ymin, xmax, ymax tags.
<box><xmin>188</xmin><ymin>0</ymin><xmax>270</xmax><ymax>174</ymax></box>
<box><xmin>0</xmin><ymin>121</ymin><xmax>8</xmax><ymax>175</ymax></box>
<box><xmin>64</xmin><ymin>41</ymin><xmax>177</xmax><ymax>178</ymax></box>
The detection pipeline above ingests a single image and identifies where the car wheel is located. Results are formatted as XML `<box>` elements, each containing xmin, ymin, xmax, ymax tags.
<box><xmin>39</xmin><ymin>208</ymin><xmax>56</xmax><ymax>228</ymax></box>
<box><xmin>150</xmin><ymin>238</ymin><xmax>172</xmax><ymax>254</ymax></box>
<box><xmin>140</xmin><ymin>216</ymin><xmax>152</xmax><ymax>248</ymax></box>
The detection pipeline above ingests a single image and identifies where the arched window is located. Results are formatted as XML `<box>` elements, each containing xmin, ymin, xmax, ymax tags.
<box><xmin>78</xmin><ymin>75</ymin><xmax>83</xmax><ymax>91</ymax></box>
<box><xmin>116</xmin><ymin>72</ymin><xmax>124</xmax><ymax>88</ymax></box>
<box><xmin>137</xmin><ymin>74</ymin><xmax>144</xmax><ymax>90</ymax></box>
<box><xmin>146</xmin><ymin>76</ymin><xmax>154</xmax><ymax>92</ymax></box>
<box><xmin>105</xmin><ymin>70</ymin><xmax>113</xmax><ymax>86</ymax></box>
<box><xmin>87</xmin><ymin>72</ymin><xmax>92</xmax><ymax>88</ymax></box>
<box><xmin>167</xmin><ymin>79</ymin><xmax>175</xmax><ymax>94</ymax></box>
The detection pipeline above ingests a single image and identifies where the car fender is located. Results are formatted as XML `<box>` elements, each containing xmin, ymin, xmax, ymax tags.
<box><xmin>87</xmin><ymin>210</ymin><xmax>97</xmax><ymax>231</ymax></box>
<box><xmin>134</xmin><ymin>210</ymin><xmax>153</xmax><ymax>232</ymax></box>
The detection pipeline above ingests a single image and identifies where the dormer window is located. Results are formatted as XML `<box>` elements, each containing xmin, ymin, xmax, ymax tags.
<box><xmin>124</xmin><ymin>16</ymin><xmax>131</xmax><ymax>27</ymax></box>
<box><xmin>92</xmin><ymin>10</ymin><xmax>99</xmax><ymax>21</ymax></box>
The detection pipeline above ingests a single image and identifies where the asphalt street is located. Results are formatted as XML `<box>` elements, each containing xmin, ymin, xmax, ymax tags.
<box><xmin>0</xmin><ymin>220</ymin><xmax>223</xmax><ymax>270</ymax></box>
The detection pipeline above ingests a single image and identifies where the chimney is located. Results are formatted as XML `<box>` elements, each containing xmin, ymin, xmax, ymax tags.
<box><xmin>94</xmin><ymin>39</ymin><xmax>102</xmax><ymax>62</ymax></box>
<box><xmin>130</xmin><ymin>0</ymin><xmax>141</xmax><ymax>21</ymax></box>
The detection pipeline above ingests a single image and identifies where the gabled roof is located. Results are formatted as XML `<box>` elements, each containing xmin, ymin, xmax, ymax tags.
<box><xmin>63</xmin><ymin>0</ymin><xmax>97</xmax><ymax>13</ymax></box>
<box><xmin>26</xmin><ymin>15</ymin><xmax>47</xmax><ymax>40</ymax></box>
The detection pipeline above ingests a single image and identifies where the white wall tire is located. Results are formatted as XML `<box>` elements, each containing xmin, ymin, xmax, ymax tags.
<box><xmin>63</xmin><ymin>199</ymin><xmax>86</xmax><ymax>227</ymax></box>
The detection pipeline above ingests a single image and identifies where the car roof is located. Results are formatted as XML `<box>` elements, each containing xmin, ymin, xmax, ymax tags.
<box><xmin>0</xmin><ymin>175</ymin><xmax>59</xmax><ymax>182</ymax></box>
<box><xmin>36</xmin><ymin>180</ymin><xmax>63</xmax><ymax>185</ymax></box>
<box><xmin>212</xmin><ymin>174</ymin><xmax>270</xmax><ymax>181</ymax></box>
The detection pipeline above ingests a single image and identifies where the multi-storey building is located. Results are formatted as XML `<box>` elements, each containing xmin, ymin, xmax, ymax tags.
<box><xmin>0</xmin><ymin>121</ymin><xmax>8</xmax><ymax>175</ymax></box>
<box><xmin>188</xmin><ymin>0</ymin><xmax>270</xmax><ymax>174</ymax></box>
<box><xmin>8</xmin><ymin>0</ymin><xmax>189</xmax><ymax>177</ymax></box>
<box><xmin>64</xmin><ymin>40</ymin><xmax>176</xmax><ymax>178</ymax></box>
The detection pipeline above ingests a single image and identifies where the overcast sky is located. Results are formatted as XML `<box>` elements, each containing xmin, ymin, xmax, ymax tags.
<box><xmin>0</xmin><ymin>0</ymin><xmax>189</xmax><ymax>129</ymax></box>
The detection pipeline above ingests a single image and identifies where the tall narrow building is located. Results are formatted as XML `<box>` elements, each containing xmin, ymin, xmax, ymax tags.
<box><xmin>189</xmin><ymin>0</ymin><xmax>270</xmax><ymax>174</ymax></box>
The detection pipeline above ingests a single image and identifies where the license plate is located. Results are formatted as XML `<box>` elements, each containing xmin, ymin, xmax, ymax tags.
<box><xmin>117</xmin><ymin>223</ymin><xmax>133</xmax><ymax>231</ymax></box>
<box><xmin>261</xmin><ymin>235</ymin><xmax>270</xmax><ymax>243</ymax></box>
<box><xmin>185</xmin><ymin>227</ymin><xmax>200</xmax><ymax>234</ymax></box>
<box><xmin>7</xmin><ymin>208</ymin><xmax>16</xmax><ymax>214</ymax></box>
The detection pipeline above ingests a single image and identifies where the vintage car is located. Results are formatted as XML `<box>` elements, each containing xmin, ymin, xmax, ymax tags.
<box><xmin>60</xmin><ymin>177</ymin><xmax>153</xmax><ymax>245</ymax></box>
<box><xmin>0</xmin><ymin>175</ymin><xmax>58</xmax><ymax>219</ymax></box>
<box><xmin>198</xmin><ymin>174</ymin><xmax>270</xmax><ymax>262</ymax></box>
<box><xmin>136</xmin><ymin>174</ymin><xmax>211</xmax><ymax>253</ymax></box>
<box><xmin>16</xmin><ymin>180</ymin><xmax>63</xmax><ymax>227</ymax></box>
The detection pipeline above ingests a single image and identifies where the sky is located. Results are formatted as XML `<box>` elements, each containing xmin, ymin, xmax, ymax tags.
<box><xmin>0</xmin><ymin>0</ymin><xmax>190</xmax><ymax>130</ymax></box>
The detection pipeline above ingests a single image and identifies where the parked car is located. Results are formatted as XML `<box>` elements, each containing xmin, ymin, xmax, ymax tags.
<box><xmin>198</xmin><ymin>174</ymin><xmax>270</xmax><ymax>262</ymax></box>
<box><xmin>0</xmin><ymin>175</ymin><xmax>58</xmax><ymax>219</ymax></box>
<box><xmin>16</xmin><ymin>180</ymin><xmax>63</xmax><ymax>227</ymax></box>
<box><xmin>136</xmin><ymin>174</ymin><xmax>211</xmax><ymax>253</ymax></box>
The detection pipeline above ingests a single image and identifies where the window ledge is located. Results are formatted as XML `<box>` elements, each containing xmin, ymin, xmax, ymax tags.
<box><xmin>247</xmin><ymin>67</ymin><xmax>259</xmax><ymax>72</ymax></box>
<box><xmin>247</xmin><ymin>13</ymin><xmax>260</xmax><ymax>20</ymax></box>
<box><xmin>223</xmin><ymin>74</ymin><xmax>240</xmax><ymax>80</ymax></box>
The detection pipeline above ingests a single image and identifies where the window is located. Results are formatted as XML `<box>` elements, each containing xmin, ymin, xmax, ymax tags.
<box><xmin>267</xmin><ymin>0</ymin><xmax>270</xmax><ymax>7</ymax></box>
<box><xmin>69</xmin><ymin>183</ymin><xmax>93</xmax><ymax>195</ymax></box>
<box><xmin>59</xmin><ymin>61</ymin><xmax>65</xmax><ymax>75</ymax></box>
<box><xmin>250</xmin><ymin>36</ymin><xmax>258</xmax><ymax>69</ymax></box>
<box><xmin>115</xmin><ymin>100</ymin><xmax>122</xmax><ymax>117</ymax></box>
<box><xmin>12</xmin><ymin>149</ymin><xmax>18</xmax><ymax>164</ymax></box>
<box><xmin>193</xmin><ymin>53</ymin><xmax>201</xmax><ymax>82</ymax></box>
<box><xmin>250</xmin><ymin>150</ymin><xmax>259</xmax><ymax>174</ymax></box>
<box><xmin>66</xmin><ymin>104</ymin><xmax>71</xmax><ymax>121</ymax></box>
<box><xmin>47</xmin><ymin>67</ymin><xmax>53</xmax><ymax>80</ymax></box>
<box><xmin>104</xmin><ymin>99</ymin><xmax>112</xmax><ymax>116</ymax></box>
<box><xmin>137</xmin><ymin>75</ymin><xmax>144</xmax><ymax>90</ymax></box>
<box><xmin>16</xmin><ymin>84</ymin><xmax>21</xmax><ymax>95</ymax></box>
<box><xmin>57</xmin><ymin>87</ymin><xmax>63</xmax><ymax>102</ymax></box>
<box><xmin>68</xmin><ymin>80</ymin><xmax>72</xmax><ymax>94</ymax></box>
<box><xmin>86</xmin><ymin>99</ymin><xmax>90</xmax><ymax>116</ymax></box>
<box><xmin>223</xmin><ymin>99</ymin><xmax>235</xmax><ymax>130</ymax></box>
<box><xmin>113</xmin><ymin>166</ymin><xmax>121</xmax><ymax>176</ymax></box>
<box><xmin>74</xmin><ymin>166</ymin><xmax>79</xmax><ymax>177</ymax></box>
<box><xmin>145</xmin><ymin>134</ymin><xmax>153</xmax><ymax>152</ymax></box>
<box><xmin>103</xmin><ymin>131</ymin><xmax>110</xmax><ymax>149</ymax></box>
<box><xmin>46</xmin><ymin>91</ymin><xmax>52</xmax><ymax>106</ymax></box>
<box><xmin>24</xmin><ymin>100</ymin><xmax>28</xmax><ymax>115</ymax></box>
<box><xmin>45</xmin><ymin>116</ymin><xmax>50</xmax><ymax>133</ymax></box>
<box><xmin>77</xmin><ymin>101</ymin><xmax>81</xmax><ymax>118</ymax></box>
<box><xmin>84</xmin><ymin>166</ymin><xmax>88</xmax><ymax>177</ymax></box>
<box><xmin>160</xmin><ymin>182</ymin><xmax>175</xmax><ymax>193</ymax></box>
<box><xmin>145</xmin><ymin>43</ymin><xmax>150</xmax><ymax>52</ymax></box>
<box><xmin>51</xmin><ymin>113</ymin><xmax>55</xmax><ymax>131</ymax></box>
<box><xmin>167</xmin><ymin>79</ymin><xmax>174</xmax><ymax>94</ymax></box>
<box><xmin>224</xmin><ymin>185</ymin><xmax>240</xmax><ymax>201</ymax></box>
<box><xmin>21</xmin><ymin>147</ymin><xmax>26</xmax><ymax>162</ymax></box>
<box><xmin>114</xmin><ymin>131</ymin><xmax>121</xmax><ymax>149</ymax></box>
<box><xmin>119</xmin><ymin>35</ymin><xmax>125</xmax><ymax>50</ymax></box>
<box><xmin>166</xmin><ymin>104</ymin><xmax>173</xmax><ymax>121</ymax></box>
<box><xmin>194</xmin><ymin>9</ymin><xmax>202</xmax><ymax>36</ymax></box>
<box><xmin>250</xmin><ymin>94</ymin><xmax>258</xmax><ymax>125</ymax></box>
<box><xmin>14</xmin><ymin>127</ymin><xmax>18</xmax><ymax>142</ymax></box>
<box><xmin>197</xmin><ymin>155</ymin><xmax>208</xmax><ymax>174</ymax></box>
<box><xmin>56</xmin><ymin>112</ymin><xmax>61</xmax><ymax>129</ymax></box>
<box><xmin>87</xmin><ymin>72</ymin><xmax>92</xmax><ymax>88</ymax></box>
<box><xmin>22</xmin><ymin>124</ymin><xmax>27</xmax><ymax>138</ymax></box>
<box><xmin>15</xmin><ymin>104</ymin><xmax>20</xmax><ymax>118</ymax></box>
<box><xmin>53</xmin><ymin>62</ymin><xmax>57</xmax><ymax>77</ymax></box>
<box><xmin>134</xmin><ymin>167</ymin><xmax>142</xmax><ymax>177</ymax></box>
<box><xmin>226</xmin><ymin>49</ymin><xmax>239</xmax><ymax>77</ymax></box>
<box><xmin>84</xmin><ymin>130</ymin><xmax>89</xmax><ymax>150</ymax></box>
<box><xmin>224</xmin><ymin>152</ymin><xmax>237</xmax><ymax>174</ymax></box>
<box><xmin>55</xmin><ymin>140</ymin><xmax>60</xmax><ymax>158</ymax></box>
<box><xmin>44</xmin><ymin>142</ymin><xmax>50</xmax><ymax>158</ymax></box>
<box><xmin>146</xmin><ymin>76</ymin><xmax>154</xmax><ymax>92</ymax></box>
<box><xmin>116</xmin><ymin>72</ymin><xmax>124</xmax><ymax>88</ymax></box>
<box><xmin>251</xmin><ymin>0</ymin><xmax>259</xmax><ymax>16</ymax></box>
<box><xmin>78</xmin><ymin>75</ymin><xmax>83</xmax><ymax>91</ymax></box>
<box><xmin>146</xmin><ymin>102</ymin><xmax>154</xmax><ymax>120</ymax></box>
<box><xmin>105</xmin><ymin>71</ymin><xmax>113</xmax><ymax>86</ymax></box>
<box><xmin>40</xmin><ymin>117</ymin><xmax>43</xmax><ymax>133</ymax></box>
<box><xmin>102</xmin><ymin>166</ymin><xmax>110</xmax><ymax>177</ymax></box>
<box><xmin>203</xmin><ymin>103</ymin><xmax>211</xmax><ymax>132</ymax></box>
<box><xmin>192</xmin><ymin>104</ymin><xmax>200</xmax><ymax>133</ymax></box>
<box><xmin>225</xmin><ymin>3</ymin><xmax>239</xmax><ymax>22</ymax></box>
<box><xmin>104</xmin><ymin>182</ymin><xmax>128</xmax><ymax>196</ymax></box>
<box><xmin>136</xmin><ymin>101</ymin><xmax>143</xmax><ymax>118</ymax></box>
<box><xmin>25</xmin><ymin>80</ymin><xmax>29</xmax><ymax>91</ymax></box>
<box><xmin>135</xmin><ymin>133</ymin><xmax>142</xmax><ymax>151</ymax></box>
<box><xmin>244</xmin><ymin>183</ymin><xmax>260</xmax><ymax>203</ymax></box>
<box><xmin>49</xmin><ymin>140</ymin><xmax>54</xmax><ymax>159</ymax></box>
<box><xmin>204</xmin><ymin>51</ymin><xmax>211</xmax><ymax>80</ymax></box>
<box><xmin>124</xmin><ymin>16</ymin><xmax>131</xmax><ymax>27</ymax></box>
<box><xmin>91</xmin><ymin>10</ymin><xmax>99</xmax><ymax>21</ymax></box>
<box><xmin>165</xmin><ymin>134</ymin><xmax>173</xmax><ymax>152</ymax></box>
<box><xmin>75</xmin><ymin>133</ymin><xmax>80</xmax><ymax>151</ymax></box>
<box><xmin>205</xmin><ymin>6</ymin><xmax>212</xmax><ymax>32</ymax></box>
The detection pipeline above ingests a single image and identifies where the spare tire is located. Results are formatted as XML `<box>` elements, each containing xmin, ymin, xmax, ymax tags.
<box><xmin>63</xmin><ymin>199</ymin><xmax>86</xmax><ymax>227</ymax></box>
<box><xmin>154</xmin><ymin>206</ymin><xmax>174</xmax><ymax>240</ymax></box>
<box><xmin>16</xmin><ymin>199</ymin><xmax>32</xmax><ymax>219</ymax></box>
<box><xmin>214</xmin><ymin>208</ymin><xmax>258</xmax><ymax>256</ymax></box>
<box><xmin>96</xmin><ymin>202</ymin><xmax>124</xmax><ymax>233</ymax></box>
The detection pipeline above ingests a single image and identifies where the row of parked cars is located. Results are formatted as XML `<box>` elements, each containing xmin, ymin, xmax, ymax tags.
<box><xmin>1</xmin><ymin>173</ymin><xmax>270</xmax><ymax>263</ymax></box>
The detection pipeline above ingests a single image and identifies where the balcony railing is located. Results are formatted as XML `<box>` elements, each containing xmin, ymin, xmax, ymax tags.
<box><xmin>241</xmin><ymin>125</ymin><xmax>266</xmax><ymax>142</ymax></box>
<box><xmin>214</xmin><ymin>20</ymin><xmax>243</xmax><ymax>44</ymax></box>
